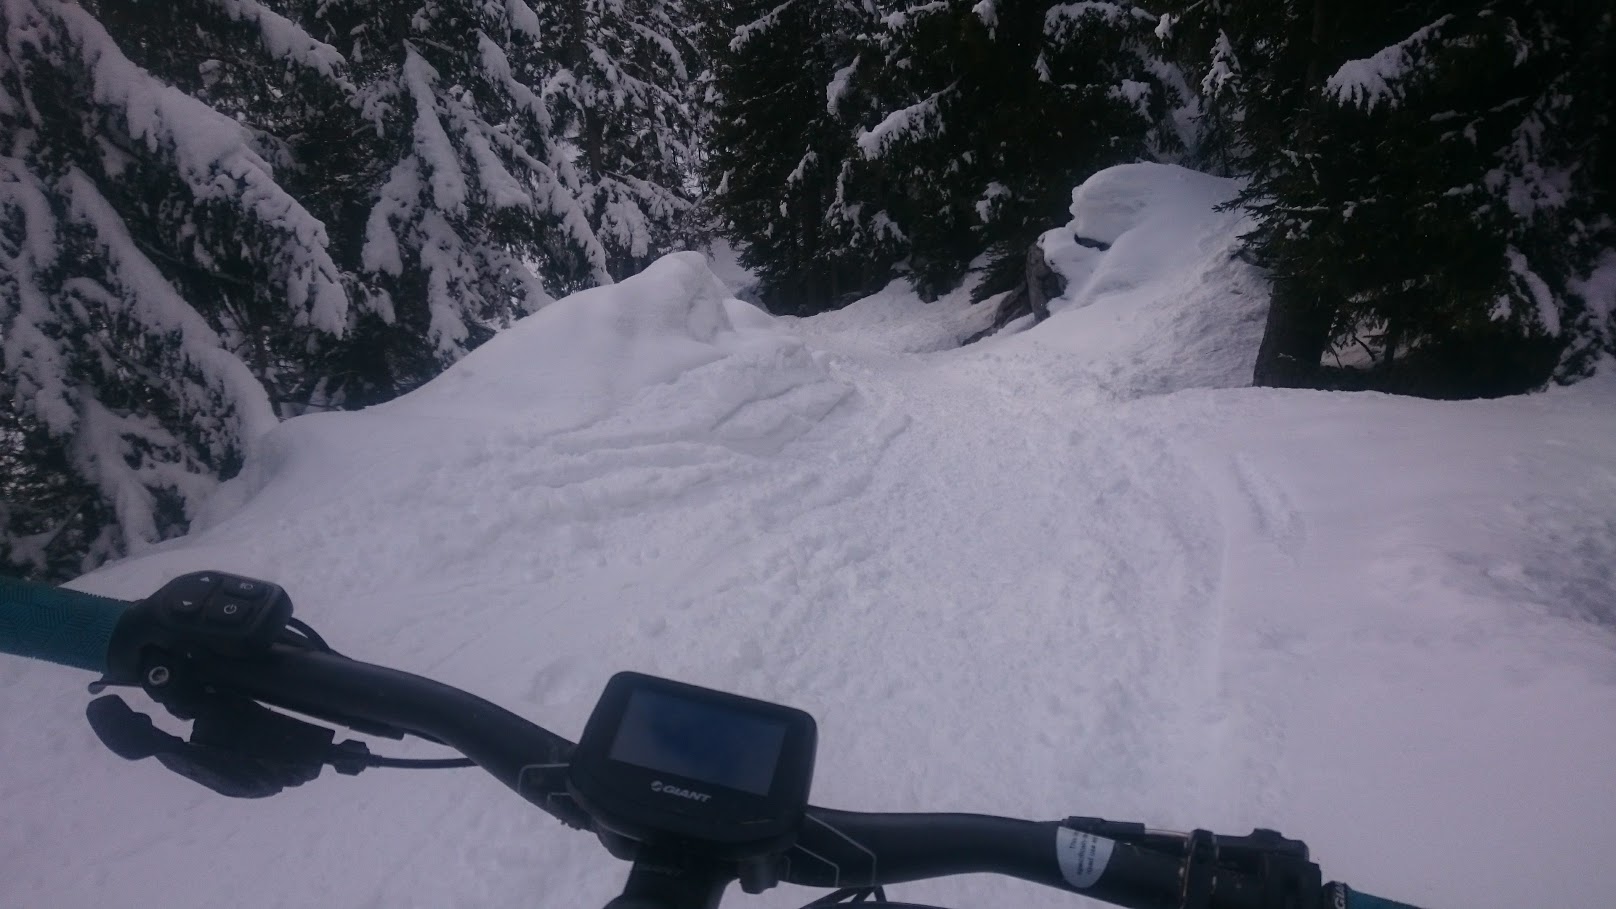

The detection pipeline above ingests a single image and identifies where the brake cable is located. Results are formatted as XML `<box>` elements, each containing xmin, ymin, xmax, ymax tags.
<box><xmin>367</xmin><ymin>755</ymin><xmax>476</xmax><ymax>769</ymax></box>
<box><xmin>280</xmin><ymin>617</ymin><xmax>338</xmax><ymax>654</ymax></box>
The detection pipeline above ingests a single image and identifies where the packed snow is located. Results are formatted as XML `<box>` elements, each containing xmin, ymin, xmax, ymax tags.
<box><xmin>1034</xmin><ymin>164</ymin><xmax>1269</xmax><ymax>396</ymax></box>
<box><xmin>4</xmin><ymin>166</ymin><xmax>1615</xmax><ymax>909</ymax></box>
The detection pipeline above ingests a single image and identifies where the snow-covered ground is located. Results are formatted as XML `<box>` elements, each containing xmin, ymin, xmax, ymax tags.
<box><xmin>4</xmin><ymin>165</ymin><xmax>1614</xmax><ymax>909</ymax></box>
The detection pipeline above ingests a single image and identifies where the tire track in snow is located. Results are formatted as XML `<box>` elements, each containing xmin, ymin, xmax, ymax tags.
<box><xmin>696</xmin><ymin>345</ymin><xmax>1239</xmax><ymax>831</ymax></box>
<box><xmin>1044</xmin><ymin>409</ymin><xmax>1230</xmax><ymax>820</ymax></box>
<box><xmin>1232</xmin><ymin>452</ymin><xmax>1306</xmax><ymax>555</ymax></box>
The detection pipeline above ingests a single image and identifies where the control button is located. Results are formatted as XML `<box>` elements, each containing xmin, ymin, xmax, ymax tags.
<box><xmin>155</xmin><ymin>573</ymin><xmax>221</xmax><ymax>617</ymax></box>
<box><xmin>223</xmin><ymin>577</ymin><xmax>268</xmax><ymax>600</ymax></box>
<box><xmin>204</xmin><ymin>597</ymin><xmax>257</xmax><ymax>627</ymax></box>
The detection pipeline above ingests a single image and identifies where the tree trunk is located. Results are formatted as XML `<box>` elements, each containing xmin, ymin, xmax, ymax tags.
<box><xmin>1304</xmin><ymin>0</ymin><xmax>1330</xmax><ymax>88</ymax></box>
<box><xmin>1252</xmin><ymin>279</ymin><xmax>1334</xmax><ymax>387</ymax></box>
<box><xmin>569</xmin><ymin>1</ymin><xmax>603</xmax><ymax>175</ymax></box>
<box><xmin>1024</xmin><ymin>240</ymin><xmax>1057</xmax><ymax>323</ymax></box>
<box><xmin>1253</xmin><ymin>0</ymin><xmax>1335</xmax><ymax>388</ymax></box>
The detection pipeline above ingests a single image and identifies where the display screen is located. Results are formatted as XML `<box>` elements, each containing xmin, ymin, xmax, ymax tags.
<box><xmin>608</xmin><ymin>688</ymin><xmax>789</xmax><ymax>796</ymax></box>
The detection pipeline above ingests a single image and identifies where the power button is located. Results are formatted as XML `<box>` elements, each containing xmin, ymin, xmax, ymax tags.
<box><xmin>204</xmin><ymin>596</ymin><xmax>256</xmax><ymax>627</ymax></box>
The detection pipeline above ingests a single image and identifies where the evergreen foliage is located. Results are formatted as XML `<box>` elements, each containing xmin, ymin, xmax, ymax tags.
<box><xmin>1164</xmin><ymin>0</ymin><xmax>1614</xmax><ymax>394</ymax></box>
<box><xmin>1152</xmin><ymin>0</ymin><xmax>1307</xmax><ymax>177</ymax></box>
<box><xmin>1</xmin><ymin>0</ymin><xmax>324</xmax><ymax>577</ymax></box>
<box><xmin>700</xmin><ymin>0</ymin><xmax>892</xmax><ymax>314</ymax></box>
<box><xmin>958</xmin><ymin>0</ymin><xmax>1184</xmax><ymax>300</ymax></box>
<box><xmin>294</xmin><ymin>0</ymin><xmax>612</xmax><ymax>404</ymax></box>
<box><xmin>702</xmin><ymin>0</ymin><xmax>1186</xmax><ymax>311</ymax></box>
<box><xmin>543</xmin><ymin>0</ymin><xmax>701</xmax><ymax>279</ymax></box>
<box><xmin>1</xmin><ymin>0</ymin><xmax>702</xmax><ymax>579</ymax></box>
<box><xmin>79</xmin><ymin>0</ymin><xmax>365</xmax><ymax>408</ymax></box>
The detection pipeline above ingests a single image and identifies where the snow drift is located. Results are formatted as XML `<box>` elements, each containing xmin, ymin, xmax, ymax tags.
<box><xmin>1035</xmin><ymin>163</ymin><xmax>1269</xmax><ymax>397</ymax></box>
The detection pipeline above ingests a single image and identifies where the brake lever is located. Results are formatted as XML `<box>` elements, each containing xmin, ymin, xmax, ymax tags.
<box><xmin>86</xmin><ymin>693</ymin><xmax>184</xmax><ymax>759</ymax></box>
<box><xmin>85</xmin><ymin>692</ymin><xmax>353</xmax><ymax>799</ymax></box>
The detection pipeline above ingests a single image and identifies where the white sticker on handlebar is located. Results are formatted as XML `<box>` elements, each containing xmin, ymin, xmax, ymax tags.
<box><xmin>1055</xmin><ymin>828</ymin><xmax>1114</xmax><ymax>890</ymax></box>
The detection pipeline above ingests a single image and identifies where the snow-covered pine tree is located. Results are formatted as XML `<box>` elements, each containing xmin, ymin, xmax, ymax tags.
<box><xmin>540</xmin><ymin>0</ymin><xmax>701</xmax><ymax>279</ymax></box>
<box><xmin>985</xmin><ymin>0</ymin><xmax>1187</xmax><ymax>296</ymax></box>
<box><xmin>1149</xmin><ymin>0</ymin><xmax>1265</xmax><ymax>176</ymax></box>
<box><xmin>1180</xmin><ymin>0</ymin><xmax>1356</xmax><ymax>388</ymax></box>
<box><xmin>76</xmin><ymin>0</ymin><xmax>363</xmax><ymax>411</ymax></box>
<box><xmin>700</xmin><ymin>0</ymin><xmax>895</xmax><ymax>314</ymax></box>
<box><xmin>298</xmin><ymin>0</ymin><xmax>612</xmax><ymax>405</ymax></box>
<box><xmin>0</xmin><ymin>0</ymin><xmax>346</xmax><ymax>579</ymax></box>
<box><xmin>1237</xmin><ymin>0</ymin><xmax>1612</xmax><ymax>395</ymax></box>
<box><xmin>844</xmin><ymin>0</ymin><xmax>1181</xmax><ymax>301</ymax></box>
<box><xmin>4</xmin><ymin>0</ymin><xmax>701</xmax><ymax>577</ymax></box>
<box><xmin>69</xmin><ymin>0</ymin><xmax>606</xmax><ymax>406</ymax></box>
<box><xmin>843</xmin><ymin>0</ymin><xmax>986</xmax><ymax>300</ymax></box>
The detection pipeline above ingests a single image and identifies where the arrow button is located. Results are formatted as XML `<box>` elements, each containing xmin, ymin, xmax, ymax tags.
<box><xmin>153</xmin><ymin>572</ymin><xmax>223</xmax><ymax>620</ymax></box>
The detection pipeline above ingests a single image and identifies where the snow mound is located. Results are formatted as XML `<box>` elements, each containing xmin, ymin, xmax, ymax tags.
<box><xmin>1030</xmin><ymin>163</ymin><xmax>1268</xmax><ymax>397</ymax></box>
<box><xmin>393</xmin><ymin>252</ymin><xmax>737</xmax><ymax>425</ymax></box>
<box><xmin>149</xmin><ymin>251</ymin><xmax>862</xmax><ymax>591</ymax></box>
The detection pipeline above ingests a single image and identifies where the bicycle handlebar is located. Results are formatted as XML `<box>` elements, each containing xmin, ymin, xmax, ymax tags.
<box><xmin>789</xmin><ymin>811</ymin><xmax>1213</xmax><ymax>906</ymax></box>
<box><xmin>0</xmin><ymin>575</ymin><xmax>1424</xmax><ymax>909</ymax></box>
<box><xmin>198</xmin><ymin>644</ymin><xmax>582</xmax><ymax>813</ymax></box>
<box><xmin>1336</xmin><ymin>892</ymin><xmax>1422</xmax><ymax>909</ymax></box>
<box><xmin>787</xmin><ymin>813</ymin><xmax>1418</xmax><ymax>909</ymax></box>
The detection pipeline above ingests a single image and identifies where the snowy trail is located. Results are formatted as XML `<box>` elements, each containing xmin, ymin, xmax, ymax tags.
<box><xmin>788</xmin><ymin>346</ymin><xmax>1234</xmax><ymax>815</ymax></box>
<box><xmin>6</xmin><ymin>188</ymin><xmax>1616</xmax><ymax>909</ymax></box>
<box><xmin>2</xmin><ymin>303</ymin><xmax>1248</xmax><ymax>909</ymax></box>
<box><xmin>1170</xmin><ymin>388</ymin><xmax>1616</xmax><ymax>908</ymax></box>
<box><xmin>474</xmin><ymin>330</ymin><xmax>1253</xmax><ymax>909</ymax></box>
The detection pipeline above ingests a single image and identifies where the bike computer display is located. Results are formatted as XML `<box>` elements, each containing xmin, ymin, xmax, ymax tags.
<box><xmin>567</xmin><ymin>672</ymin><xmax>817</xmax><ymax>860</ymax></box>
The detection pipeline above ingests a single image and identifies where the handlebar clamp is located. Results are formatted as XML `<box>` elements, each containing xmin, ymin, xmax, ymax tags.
<box><xmin>1063</xmin><ymin>817</ymin><xmax>1324</xmax><ymax>909</ymax></box>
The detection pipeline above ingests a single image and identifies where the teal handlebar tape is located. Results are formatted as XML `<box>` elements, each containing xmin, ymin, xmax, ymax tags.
<box><xmin>1347</xmin><ymin>887</ymin><xmax>1424</xmax><ymax>909</ymax></box>
<box><xmin>0</xmin><ymin>576</ymin><xmax>130</xmax><ymax>674</ymax></box>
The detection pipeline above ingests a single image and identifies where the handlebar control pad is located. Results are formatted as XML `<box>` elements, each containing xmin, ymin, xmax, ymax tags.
<box><xmin>142</xmin><ymin>572</ymin><xmax>293</xmax><ymax>657</ymax></box>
